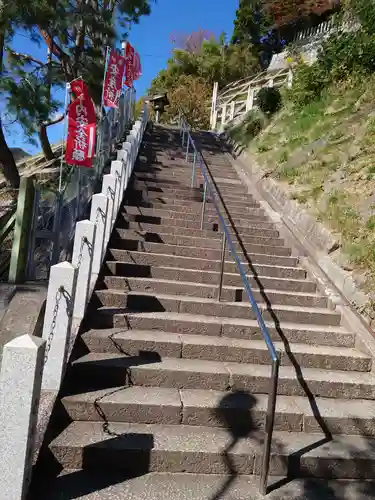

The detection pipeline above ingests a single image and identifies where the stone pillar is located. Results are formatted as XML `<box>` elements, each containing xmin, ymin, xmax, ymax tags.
<box><xmin>101</xmin><ymin>174</ymin><xmax>116</xmax><ymax>247</ymax></box>
<box><xmin>110</xmin><ymin>160</ymin><xmax>125</xmax><ymax>222</ymax></box>
<box><xmin>246</xmin><ymin>87</ymin><xmax>255</xmax><ymax>111</ymax></box>
<box><xmin>42</xmin><ymin>261</ymin><xmax>77</xmax><ymax>391</ymax></box>
<box><xmin>117</xmin><ymin>149</ymin><xmax>129</xmax><ymax>194</ymax></box>
<box><xmin>90</xmin><ymin>194</ymin><xmax>108</xmax><ymax>291</ymax></box>
<box><xmin>0</xmin><ymin>334</ymin><xmax>46</xmax><ymax>500</ymax></box>
<box><xmin>72</xmin><ymin>220</ymin><xmax>96</xmax><ymax>324</ymax></box>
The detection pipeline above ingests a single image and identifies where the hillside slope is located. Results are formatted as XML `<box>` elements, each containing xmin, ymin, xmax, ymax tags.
<box><xmin>244</xmin><ymin>75</ymin><xmax>375</xmax><ymax>303</ymax></box>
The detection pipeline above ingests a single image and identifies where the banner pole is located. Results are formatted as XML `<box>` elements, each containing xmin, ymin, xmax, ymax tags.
<box><xmin>97</xmin><ymin>46</ymin><xmax>110</xmax><ymax>177</ymax></box>
<box><xmin>58</xmin><ymin>82</ymin><xmax>70</xmax><ymax>193</ymax></box>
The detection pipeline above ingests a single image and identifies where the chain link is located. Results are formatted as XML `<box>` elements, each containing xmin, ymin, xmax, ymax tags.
<box><xmin>44</xmin><ymin>286</ymin><xmax>64</xmax><ymax>365</ymax></box>
<box><xmin>76</xmin><ymin>236</ymin><xmax>88</xmax><ymax>269</ymax></box>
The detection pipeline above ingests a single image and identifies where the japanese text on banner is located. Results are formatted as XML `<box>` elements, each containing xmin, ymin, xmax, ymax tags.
<box><xmin>103</xmin><ymin>48</ymin><xmax>126</xmax><ymax>108</ymax></box>
<box><xmin>124</xmin><ymin>43</ymin><xmax>135</xmax><ymax>88</ymax></box>
<box><xmin>65</xmin><ymin>79</ymin><xmax>97</xmax><ymax>168</ymax></box>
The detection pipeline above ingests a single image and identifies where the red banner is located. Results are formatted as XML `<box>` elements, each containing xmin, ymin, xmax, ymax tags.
<box><xmin>133</xmin><ymin>51</ymin><xmax>142</xmax><ymax>81</ymax></box>
<box><xmin>65</xmin><ymin>79</ymin><xmax>96</xmax><ymax>168</ymax></box>
<box><xmin>103</xmin><ymin>49</ymin><xmax>126</xmax><ymax>108</ymax></box>
<box><xmin>124</xmin><ymin>43</ymin><xmax>135</xmax><ymax>88</ymax></box>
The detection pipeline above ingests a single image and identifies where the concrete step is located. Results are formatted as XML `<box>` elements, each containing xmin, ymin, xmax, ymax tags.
<box><xmin>62</xmin><ymin>386</ymin><xmax>375</xmax><ymax>436</ymax></box>
<box><xmin>110</xmin><ymin>234</ymin><xmax>292</xmax><ymax>257</ymax></box>
<box><xmin>117</xmin><ymin>219</ymin><xmax>281</xmax><ymax>239</ymax></box>
<box><xmin>81</xmin><ymin>329</ymin><xmax>370</xmax><ymax>372</ymax></box>
<box><xmin>126</xmin><ymin>189</ymin><xmax>259</xmax><ymax>207</ymax></box>
<box><xmin>122</xmin><ymin>205</ymin><xmax>269</xmax><ymax>223</ymax></box>
<box><xmin>113</xmin><ymin>227</ymin><xmax>287</xmax><ymax>250</ymax></box>
<box><xmin>93</xmin><ymin>291</ymin><xmax>341</xmax><ymax>326</ymax></box>
<box><xmin>133</xmin><ymin>180</ymin><xmax>250</xmax><ymax>197</ymax></box>
<box><xmin>108</xmin><ymin>244</ymin><xmax>298</xmax><ymax>268</ymax></box>
<box><xmin>112</xmin><ymin>311</ymin><xmax>354</xmax><ymax>347</ymax></box>
<box><xmin>118</xmin><ymin>212</ymin><xmax>278</xmax><ymax>233</ymax></box>
<box><xmin>35</xmin><ymin>470</ymin><xmax>375</xmax><ymax>500</ymax></box>
<box><xmin>71</xmin><ymin>353</ymin><xmax>375</xmax><ymax>399</ymax></box>
<box><xmin>100</xmin><ymin>277</ymin><xmax>325</xmax><ymax>308</ymax></box>
<box><xmin>103</xmin><ymin>268</ymin><xmax>317</xmax><ymax>294</ymax></box>
<box><xmin>133</xmin><ymin>177</ymin><xmax>249</xmax><ymax>195</ymax></box>
<box><xmin>105</xmin><ymin>251</ymin><xmax>305</xmax><ymax>279</ymax></box>
<box><xmin>124</xmin><ymin>200</ymin><xmax>266</xmax><ymax>218</ymax></box>
<box><xmin>49</xmin><ymin>421</ymin><xmax>375</xmax><ymax>479</ymax></box>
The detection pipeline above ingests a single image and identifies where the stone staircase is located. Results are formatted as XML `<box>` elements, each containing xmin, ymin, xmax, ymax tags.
<box><xmin>31</xmin><ymin>126</ymin><xmax>375</xmax><ymax>499</ymax></box>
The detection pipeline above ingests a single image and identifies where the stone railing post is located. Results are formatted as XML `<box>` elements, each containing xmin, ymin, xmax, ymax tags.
<box><xmin>110</xmin><ymin>160</ymin><xmax>125</xmax><ymax>220</ymax></box>
<box><xmin>72</xmin><ymin>220</ymin><xmax>96</xmax><ymax>327</ymax></box>
<box><xmin>117</xmin><ymin>149</ymin><xmax>130</xmax><ymax>192</ymax></box>
<box><xmin>101</xmin><ymin>174</ymin><xmax>116</xmax><ymax>247</ymax></box>
<box><xmin>89</xmin><ymin>193</ymin><xmax>108</xmax><ymax>291</ymax></box>
<box><xmin>0</xmin><ymin>334</ymin><xmax>46</xmax><ymax>500</ymax></box>
<box><xmin>41</xmin><ymin>261</ymin><xmax>77</xmax><ymax>391</ymax></box>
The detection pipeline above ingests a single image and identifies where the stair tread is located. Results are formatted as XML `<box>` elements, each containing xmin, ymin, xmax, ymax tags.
<box><xmin>50</xmin><ymin>420</ymin><xmax>375</xmax><ymax>458</ymax></box>
<box><xmin>62</xmin><ymin>386</ymin><xmax>375</xmax><ymax>420</ymax></box>
<box><xmin>109</xmin><ymin>250</ymin><xmax>301</xmax><ymax>271</ymax></box>
<box><xmin>37</xmin><ymin>471</ymin><xmax>375</xmax><ymax>500</ymax></box>
<box><xmin>104</xmin><ymin>263</ymin><xmax>313</xmax><ymax>285</ymax></box>
<box><xmin>98</xmin><ymin>311</ymin><xmax>349</xmax><ymax>333</ymax></box>
<box><xmin>100</xmin><ymin>279</ymin><xmax>324</xmax><ymax>299</ymax></box>
<box><xmin>72</xmin><ymin>353</ymin><xmax>375</xmax><ymax>385</ymax></box>
<box><xmin>83</xmin><ymin>328</ymin><xmax>369</xmax><ymax>360</ymax></box>
<box><xmin>99</xmin><ymin>290</ymin><xmax>339</xmax><ymax>316</ymax></box>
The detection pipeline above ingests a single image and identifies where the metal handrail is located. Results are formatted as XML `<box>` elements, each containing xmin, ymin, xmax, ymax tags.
<box><xmin>179</xmin><ymin>115</ymin><xmax>280</xmax><ymax>496</ymax></box>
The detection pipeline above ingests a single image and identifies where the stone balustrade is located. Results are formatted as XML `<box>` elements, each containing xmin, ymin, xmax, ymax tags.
<box><xmin>0</xmin><ymin>105</ymin><xmax>149</xmax><ymax>500</ymax></box>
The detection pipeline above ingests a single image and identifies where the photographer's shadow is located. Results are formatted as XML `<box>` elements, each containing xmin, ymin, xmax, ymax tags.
<box><xmin>210</xmin><ymin>391</ymin><xmax>259</xmax><ymax>500</ymax></box>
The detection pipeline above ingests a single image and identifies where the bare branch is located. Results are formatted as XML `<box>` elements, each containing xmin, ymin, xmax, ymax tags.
<box><xmin>7</xmin><ymin>50</ymin><xmax>45</xmax><ymax>67</ymax></box>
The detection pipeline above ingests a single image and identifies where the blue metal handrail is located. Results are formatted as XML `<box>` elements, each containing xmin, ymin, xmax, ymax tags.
<box><xmin>179</xmin><ymin>115</ymin><xmax>280</xmax><ymax>496</ymax></box>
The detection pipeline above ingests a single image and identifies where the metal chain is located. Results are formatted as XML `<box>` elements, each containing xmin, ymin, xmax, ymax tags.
<box><xmin>44</xmin><ymin>286</ymin><xmax>64</xmax><ymax>365</ymax></box>
<box><xmin>76</xmin><ymin>236</ymin><xmax>88</xmax><ymax>269</ymax></box>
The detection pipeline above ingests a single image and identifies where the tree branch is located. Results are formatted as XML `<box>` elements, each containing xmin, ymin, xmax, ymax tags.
<box><xmin>43</xmin><ymin>113</ymin><xmax>65</xmax><ymax>127</ymax></box>
<box><xmin>7</xmin><ymin>49</ymin><xmax>44</xmax><ymax>67</ymax></box>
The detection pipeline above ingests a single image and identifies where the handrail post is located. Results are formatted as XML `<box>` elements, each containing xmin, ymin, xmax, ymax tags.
<box><xmin>217</xmin><ymin>232</ymin><xmax>227</xmax><ymax>301</ymax></box>
<box><xmin>191</xmin><ymin>150</ymin><xmax>197</xmax><ymax>188</ymax></box>
<box><xmin>260</xmin><ymin>358</ymin><xmax>280</xmax><ymax>496</ymax></box>
<box><xmin>185</xmin><ymin>135</ymin><xmax>190</xmax><ymax>162</ymax></box>
<box><xmin>200</xmin><ymin>181</ymin><xmax>207</xmax><ymax>230</ymax></box>
<box><xmin>182</xmin><ymin>126</ymin><xmax>185</xmax><ymax>147</ymax></box>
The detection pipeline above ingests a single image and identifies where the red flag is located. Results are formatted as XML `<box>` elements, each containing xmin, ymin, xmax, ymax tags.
<box><xmin>103</xmin><ymin>48</ymin><xmax>126</xmax><ymax>108</ymax></box>
<box><xmin>133</xmin><ymin>51</ymin><xmax>142</xmax><ymax>81</ymax></box>
<box><xmin>65</xmin><ymin>79</ymin><xmax>97</xmax><ymax>168</ymax></box>
<box><xmin>124</xmin><ymin>43</ymin><xmax>135</xmax><ymax>88</ymax></box>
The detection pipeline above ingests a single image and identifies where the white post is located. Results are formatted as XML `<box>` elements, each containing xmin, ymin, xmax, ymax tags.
<box><xmin>246</xmin><ymin>87</ymin><xmax>255</xmax><ymax>111</ymax></box>
<box><xmin>212</xmin><ymin>109</ymin><xmax>218</xmax><ymax>131</ymax></box>
<box><xmin>90</xmin><ymin>193</ymin><xmax>108</xmax><ymax>290</ymax></box>
<box><xmin>268</xmin><ymin>77</ymin><xmax>274</xmax><ymax>88</ymax></box>
<box><xmin>121</xmin><ymin>142</ymin><xmax>133</xmax><ymax>187</ymax></box>
<box><xmin>230</xmin><ymin>101</ymin><xmax>235</xmax><ymax>121</ymax></box>
<box><xmin>126</xmin><ymin>134</ymin><xmax>137</xmax><ymax>167</ymax></box>
<box><xmin>117</xmin><ymin>148</ymin><xmax>130</xmax><ymax>192</ymax></box>
<box><xmin>72</xmin><ymin>220</ymin><xmax>96</xmax><ymax>325</ymax></box>
<box><xmin>101</xmin><ymin>174</ymin><xmax>116</xmax><ymax>247</ymax></box>
<box><xmin>110</xmin><ymin>160</ymin><xmax>125</xmax><ymax>221</ymax></box>
<box><xmin>0</xmin><ymin>334</ymin><xmax>46</xmax><ymax>500</ymax></box>
<box><xmin>210</xmin><ymin>82</ymin><xmax>219</xmax><ymax>130</ymax></box>
<box><xmin>42</xmin><ymin>262</ymin><xmax>77</xmax><ymax>391</ymax></box>
<box><xmin>221</xmin><ymin>104</ymin><xmax>227</xmax><ymax>129</ymax></box>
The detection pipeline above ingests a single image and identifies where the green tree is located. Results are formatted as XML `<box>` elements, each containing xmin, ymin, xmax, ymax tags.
<box><xmin>0</xmin><ymin>0</ymin><xmax>153</xmax><ymax>187</ymax></box>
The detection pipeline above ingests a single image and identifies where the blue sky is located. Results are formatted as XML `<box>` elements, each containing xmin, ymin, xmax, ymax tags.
<box><xmin>3</xmin><ymin>0</ymin><xmax>238</xmax><ymax>154</ymax></box>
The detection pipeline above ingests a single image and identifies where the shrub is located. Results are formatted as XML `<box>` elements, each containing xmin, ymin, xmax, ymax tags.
<box><xmin>257</xmin><ymin>87</ymin><xmax>282</xmax><ymax>115</ymax></box>
<box><xmin>227</xmin><ymin>109</ymin><xmax>267</xmax><ymax>146</ymax></box>
<box><xmin>288</xmin><ymin>30</ymin><xmax>375</xmax><ymax>108</ymax></box>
